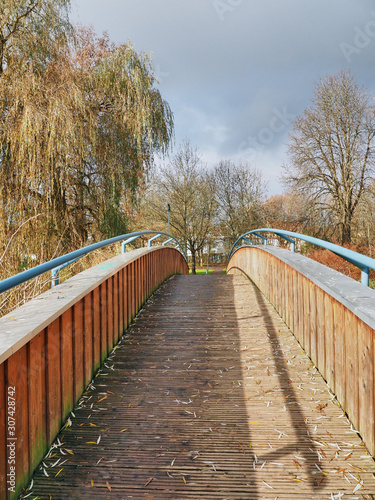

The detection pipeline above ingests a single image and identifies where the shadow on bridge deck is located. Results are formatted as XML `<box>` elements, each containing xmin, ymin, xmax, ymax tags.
<box><xmin>25</xmin><ymin>274</ymin><xmax>375</xmax><ymax>499</ymax></box>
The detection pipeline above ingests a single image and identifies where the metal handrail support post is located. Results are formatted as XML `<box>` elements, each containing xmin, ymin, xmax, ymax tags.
<box><xmin>362</xmin><ymin>267</ymin><xmax>370</xmax><ymax>286</ymax></box>
<box><xmin>253</xmin><ymin>232</ymin><xmax>267</xmax><ymax>245</ymax></box>
<box><xmin>122</xmin><ymin>236</ymin><xmax>141</xmax><ymax>254</ymax></box>
<box><xmin>242</xmin><ymin>237</ymin><xmax>253</xmax><ymax>245</ymax></box>
<box><xmin>0</xmin><ymin>230</ymin><xmax>187</xmax><ymax>294</ymax></box>
<box><xmin>228</xmin><ymin>227</ymin><xmax>375</xmax><ymax>287</ymax></box>
<box><xmin>148</xmin><ymin>234</ymin><xmax>162</xmax><ymax>247</ymax></box>
<box><xmin>279</xmin><ymin>233</ymin><xmax>296</xmax><ymax>252</ymax></box>
<box><xmin>51</xmin><ymin>256</ymin><xmax>84</xmax><ymax>287</ymax></box>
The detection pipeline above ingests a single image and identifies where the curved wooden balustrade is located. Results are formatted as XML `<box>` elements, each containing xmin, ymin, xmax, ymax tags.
<box><xmin>0</xmin><ymin>247</ymin><xmax>188</xmax><ymax>499</ymax></box>
<box><xmin>228</xmin><ymin>245</ymin><xmax>375</xmax><ymax>458</ymax></box>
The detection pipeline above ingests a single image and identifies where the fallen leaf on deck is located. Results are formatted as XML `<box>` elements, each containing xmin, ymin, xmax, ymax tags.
<box><xmin>262</xmin><ymin>480</ymin><xmax>273</xmax><ymax>489</ymax></box>
<box><xmin>348</xmin><ymin>464</ymin><xmax>364</xmax><ymax>472</ymax></box>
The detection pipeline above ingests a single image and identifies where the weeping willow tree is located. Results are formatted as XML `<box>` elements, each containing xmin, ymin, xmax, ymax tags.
<box><xmin>0</xmin><ymin>25</ymin><xmax>173</xmax><ymax>247</ymax></box>
<box><xmin>0</xmin><ymin>3</ymin><xmax>174</xmax><ymax>312</ymax></box>
<box><xmin>0</xmin><ymin>0</ymin><xmax>72</xmax><ymax>74</ymax></box>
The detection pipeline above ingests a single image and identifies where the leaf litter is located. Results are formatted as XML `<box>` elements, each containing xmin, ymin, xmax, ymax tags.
<box><xmin>24</xmin><ymin>274</ymin><xmax>375</xmax><ymax>497</ymax></box>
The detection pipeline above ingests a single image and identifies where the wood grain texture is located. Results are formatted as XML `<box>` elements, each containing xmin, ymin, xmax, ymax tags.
<box><xmin>358</xmin><ymin>322</ymin><xmax>375</xmax><ymax>455</ymax></box>
<box><xmin>316</xmin><ymin>286</ymin><xmax>325</xmax><ymax>381</ymax></box>
<box><xmin>107</xmin><ymin>276</ymin><xmax>114</xmax><ymax>351</ymax></box>
<box><xmin>309</xmin><ymin>282</ymin><xmax>317</xmax><ymax>367</ymax></box>
<box><xmin>228</xmin><ymin>246</ymin><xmax>375</xmax><ymax>457</ymax></box>
<box><xmin>333</xmin><ymin>300</ymin><xmax>346</xmax><ymax>409</ymax></box>
<box><xmin>100</xmin><ymin>280</ymin><xmax>108</xmax><ymax>363</ymax></box>
<box><xmin>302</xmin><ymin>276</ymin><xmax>310</xmax><ymax>354</ymax></box>
<box><xmin>46</xmin><ymin>319</ymin><xmax>62</xmax><ymax>444</ymax></box>
<box><xmin>29</xmin><ymin>274</ymin><xmax>375</xmax><ymax>499</ymax></box>
<box><xmin>112</xmin><ymin>272</ymin><xmax>119</xmax><ymax>344</ymax></box>
<box><xmin>124</xmin><ymin>262</ymin><xmax>129</xmax><ymax>324</ymax></box>
<box><xmin>295</xmin><ymin>270</ymin><xmax>304</xmax><ymax>345</ymax></box>
<box><xmin>6</xmin><ymin>346</ymin><xmax>29</xmax><ymax>496</ymax></box>
<box><xmin>137</xmin><ymin>258</ymin><xmax>141</xmax><ymax>312</ymax></box>
<box><xmin>118</xmin><ymin>268</ymin><xmax>124</xmax><ymax>340</ymax></box>
<box><xmin>28</xmin><ymin>331</ymin><xmax>47</xmax><ymax>473</ymax></box>
<box><xmin>0</xmin><ymin>248</ymin><xmax>188</xmax><ymax>499</ymax></box>
<box><xmin>324</xmin><ymin>292</ymin><xmax>335</xmax><ymax>393</ymax></box>
<box><xmin>93</xmin><ymin>286</ymin><xmax>101</xmax><ymax>372</ymax></box>
<box><xmin>73</xmin><ymin>300</ymin><xmax>84</xmax><ymax>404</ymax></box>
<box><xmin>84</xmin><ymin>292</ymin><xmax>94</xmax><ymax>388</ymax></box>
<box><xmin>61</xmin><ymin>308</ymin><xmax>74</xmax><ymax>421</ymax></box>
<box><xmin>129</xmin><ymin>261</ymin><xmax>134</xmax><ymax>323</ymax></box>
<box><xmin>345</xmin><ymin>310</ymin><xmax>359</xmax><ymax>429</ymax></box>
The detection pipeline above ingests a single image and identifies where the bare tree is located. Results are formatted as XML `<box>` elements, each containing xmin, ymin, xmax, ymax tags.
<box><xmin>283</xmin><ymin>70</ymin><xmax>375</xmax><ymax>244</ymax></box>
<box><xmin>142</xmin><ymin>142</ymin><xmax>217</xmax><ymax>273</ymax></box>
<box><xmin>262</xmin><ymin>191</ymin><xmax>337</xmax><ymax>242</ymax></box>
<box><xmin>352</xmin><ymin>180</ymin><xmax>375</xmax><ymax>249</ymax></box>
<box><xmin>214</xmin><ymin>160</ymin><xmax>267</xmax><ymax>248</ymax></box>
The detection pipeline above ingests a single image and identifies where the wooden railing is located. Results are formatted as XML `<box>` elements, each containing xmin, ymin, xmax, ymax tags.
<box><xmin>228</xmin><ymin>245</ymin><xmax>375</xmax><ymax>458</ymax></box>
<box><xmin>0</xmin><ymin>247</ymin><xmax>188</xmax><ymax>499</ymax></box>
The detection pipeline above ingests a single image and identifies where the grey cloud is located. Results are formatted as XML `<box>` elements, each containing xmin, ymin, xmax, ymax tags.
<box><xmin>72</xmin><ymin>0</ymin><xmax>375</xmax><ymax>193</ymax></box>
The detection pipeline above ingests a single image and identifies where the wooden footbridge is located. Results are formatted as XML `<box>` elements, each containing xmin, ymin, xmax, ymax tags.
<box><xmin>1</xmin><ymin>241</ymin><xmax>375</xmax><ymax>499</ymax></box>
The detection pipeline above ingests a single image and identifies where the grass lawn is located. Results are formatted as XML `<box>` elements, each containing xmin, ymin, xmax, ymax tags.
<box><xmin>188</xmin><ymin>268</ymin><xmax>227</xmax><ymax>275</ymax></box>
<box><xmin>189</xmin><ymin>268</ymin><xmax>214</xmax><ymax>275</ymax></box>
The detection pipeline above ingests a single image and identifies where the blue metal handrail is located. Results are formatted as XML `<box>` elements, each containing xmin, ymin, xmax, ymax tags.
<box><xmin>227</xmin><ymin>228</ymin><xmax>375</xmax><ymax>287</ymax></box>
<box><xmin>0</xmin><ymin>230</ymin><xmax>187</xmax><ymax>294</ymax></box>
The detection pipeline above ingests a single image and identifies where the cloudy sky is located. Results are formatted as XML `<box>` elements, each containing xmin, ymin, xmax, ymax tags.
<box><xmin>71</xmin><ymin>0</ymin><xmax>375</xmax><ymax>194</ymax></box>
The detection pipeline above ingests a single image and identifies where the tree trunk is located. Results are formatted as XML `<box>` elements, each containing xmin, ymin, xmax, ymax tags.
<box><xmin>341</xmin><ymin>212</ymin><xmax>352</xmax><ymax>245</ymax></box>
<box><xmin>191</xmin><ymin>248</ymin><xmax>197</xmax><ymax>274</ymax></box>
<box><xmin>0</xmin><ymin>39</ymin><xmax>4</xmax><ymax>75</ymax></box>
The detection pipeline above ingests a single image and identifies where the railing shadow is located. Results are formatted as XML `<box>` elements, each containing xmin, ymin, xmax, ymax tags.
<box><xmin>27</xmin><ymin>273</ymin><xmax>259</xmax><ymax>498</ymax></box>
<box><xmin>26</xmin><ymin>269</ymin><xmax>327</xmax><ymax>498</ymax></box>
<box><xmin>230</xmin><ymin>266</ymin><xmax>325</xmax><ymax>491</ymax></box>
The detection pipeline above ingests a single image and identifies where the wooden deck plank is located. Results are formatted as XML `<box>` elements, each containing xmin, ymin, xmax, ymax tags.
<box><xmin>25</xmin><ymin>275</ymin><xmax>375</xmax><ymax>499</ymax></box>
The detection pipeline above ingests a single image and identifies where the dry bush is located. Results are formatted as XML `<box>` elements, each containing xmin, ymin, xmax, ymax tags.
<box><xmin>0</xmin><ymin>235</ymin><xmax>149</xmax><ymax>318</ymax></box>
<box><xmin>305</xmin><ymin>243</ymin><xmax>375</xmax><ymax>283</ymax></box>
